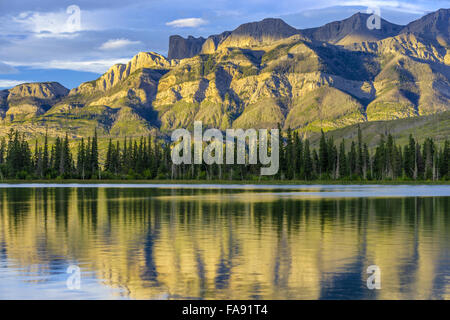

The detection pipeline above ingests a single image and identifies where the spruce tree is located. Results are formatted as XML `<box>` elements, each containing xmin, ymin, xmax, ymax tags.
<box><xmin>319</xmin><ymin>130</ymin><xmax>328</xmax><ymax>177</ymax></box>
<box><xmin>91</xmin><ymin>130</ymin><xmax>99</xmax><ymax>178</ymax></box>
<box><xmin>338</xmin><ymin>140</ymin><xmax>347</xmax><ymax>178</ymax></box>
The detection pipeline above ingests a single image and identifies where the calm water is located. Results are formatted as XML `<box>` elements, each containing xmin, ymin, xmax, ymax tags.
<box><xmin>0</xmin><ymin>184</ymin><xmax>449</xmax><ymax>300</ymax></box>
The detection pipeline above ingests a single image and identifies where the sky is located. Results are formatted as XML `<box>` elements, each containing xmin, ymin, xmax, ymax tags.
<box><xmin>0</xmin><ymin>0</ymin><xmax>448</xmax><ymax>89</ymax></box>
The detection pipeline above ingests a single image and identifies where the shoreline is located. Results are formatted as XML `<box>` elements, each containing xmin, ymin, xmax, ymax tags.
<box><xmin>0</xmin><ymin>179</ymin><xmax>449</xmax><ymax>185</ymax></box>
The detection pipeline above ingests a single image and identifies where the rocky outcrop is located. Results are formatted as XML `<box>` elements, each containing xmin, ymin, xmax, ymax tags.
<box><xmin>168</xmin><ymin>35</ymin><xmax>206</xmax><ymax>60</ymax></box>
<box><xmin>201</xmin><ymin>32</ymin><xmax>231</xmax><ymax>54</ymax></box>
<box><xmin>70</xmin><ymin>52</ymin><xmax>172</xmax><ymax>95</ymax></box>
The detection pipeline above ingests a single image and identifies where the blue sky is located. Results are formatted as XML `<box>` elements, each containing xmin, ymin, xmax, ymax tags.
<box><xmin>0</xmin><ymin>0</ymin><xmax>448</xmax><ymax>89</ymax></box>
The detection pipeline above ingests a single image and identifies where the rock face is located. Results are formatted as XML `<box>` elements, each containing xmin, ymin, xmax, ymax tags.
<box><xmin>1</xmin><ymin>9</ymin><xmax>449</xmax><ymax>138</ymax></box>
<box><xmin>71</xmin><ymin>52</ymin><xmax>171</xmax><ymax>95</ymax></box>
<box><xmin>168</xmin><ymin>35</ymin><xmax>206</xmax><ymax>60</ymax></box>
<box><xmin>201</xmin><ymin>32</ymin><xmax>232</xmax><ymax>54</ymax></box>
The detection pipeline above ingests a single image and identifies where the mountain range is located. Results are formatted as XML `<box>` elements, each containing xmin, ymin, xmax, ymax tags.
<box><xmin>0</xmin><ymin>8</ymin><xmax>449</xmax><ymax>143</ymax></box>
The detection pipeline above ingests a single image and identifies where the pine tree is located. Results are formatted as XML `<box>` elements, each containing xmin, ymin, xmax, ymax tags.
<box><xmin>349</xmin><ymin>141</ymin><xmax>357</xmax><ymax>177</ymax></box>
<box><xmin>319</xmin><ymin>130</ymin><xmax>328</xmax><ymax>177</ymax></box>
<box><xmin>338</xmin><ymin>140</ymin><xmax>348</xmax><ymax>178</ymax></box>
<box><xmin>42</xmin><ymin>130</ymin><xmax>49</xmax><ymax>177</ymax></box>
<box><xmin>91</xmin><ymin>130</ymin><xmax>99</xmax><ymax>178</ymax></box>
<box><xmin>303</xmin><ymin>139</ymin><xmax>313</xmax><ymax>180</ymax></box>
<box><xmin>59</xmin><ymin>133</ymin><xmax>72</xmax><ymax>177</ymax></box>
<box><xmin>0</xmin><ymin>137</ymin><xmax>5</xmax><ymax>164</ymax></box>
<box><xmin>105</xmin><ymin>139</ymin><xmax>113</xmax><ymax>173</ymax></box>
<box><xmin>285</xmin><ymin>127</ymin><xmax>294</xmax><ymax>179</ymax></box>
<box><xmin>294</xmin><ymin>132</ymin><xmax>303</xmax><ymax>179</ymax></box>
<box><xmin>356</xmin><ymin>125</ymin><xmax>363</xmax><ymax>178</ymax></box>
<box><xmin>77</xmin><ymin>138</ymin><xmax>86</xmax><ymax>179</ymax></box>
<box><xmin>363</xmin><ymin>143</ymin><xmax>370</xmax><ymax>180</ymax></box>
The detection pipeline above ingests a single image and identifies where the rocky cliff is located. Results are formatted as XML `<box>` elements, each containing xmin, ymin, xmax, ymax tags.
<box><xmin>168</xmin><ymin>35</ymin><xmax>206</xmax><ymax>60</ymax></box>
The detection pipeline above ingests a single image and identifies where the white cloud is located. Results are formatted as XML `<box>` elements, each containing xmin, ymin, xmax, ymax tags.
<box><xmin>13</xmin><ymin>9</ymin><xmax>79</xmax><ymax>35</ymax></box>
<box><xmin>8</xmin><ymin>6</ymin><xmax>102</xmax><ymax>38</ymax></box>
<box><xmin>100</xmin><ymin>38</ymin><xmax>142</xmax><ymax>50</ymax></box>
<box><xmin>166</xmin><ymin>18</ymin><xmax>208</xmax><ymax>28</ymax></box>
<box><xmin>0</xmin><ymin>80</ymin><xmax>31</xmax><ymax>89</ymax></box>
<box><xmin>341</xmin><ymin>1</ymin><xmax>427</xmax><ymax>14</ymax></box>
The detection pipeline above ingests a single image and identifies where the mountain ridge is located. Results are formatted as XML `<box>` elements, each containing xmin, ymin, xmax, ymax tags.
<box><xmin>169</xmin><ymin>9</ymin><xmax>450</xmax><ymax>59</ymax></box>
<box><xmin>1</xmin><ymin>8</ymin><xmax>449</xmax><ymax>141</ymax></box>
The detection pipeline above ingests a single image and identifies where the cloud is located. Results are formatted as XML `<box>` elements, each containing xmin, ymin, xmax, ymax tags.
<box><xmin>100</xmin><ymin>38</ymin><xmax>142</xmax><ymax>50</ymax></box>
<box><xmin>166</xmin><ymin>18</ymin><xmax>208</xmax><ymax>28</ymax></box>
<box><xmin>6</xmin><ymin>6</ymin><xmax>104</xmax><ymax>38</ymax></box>
<box><xmin>340</xmin><ymin>1</ymin><xmax>428</xmax><ymax>14</ymax></box>
<box><xmin>0</xmin><ymin>62</ymin><xmax>18</xmax><ymax>74</ymax></box>
<box><xmin>8</xmin><ymin>58</ymin><xmax>132</xmax><ymax>74</ymax></box>
<box><xmin>12</xmin><ymin>9</ymin><xmax>81</xmax><ymax>35</ymax></box>
<box><xmin>0</xmin><ymin>79</ymin><xmax>31</xmax><ymax>88</ymax></box>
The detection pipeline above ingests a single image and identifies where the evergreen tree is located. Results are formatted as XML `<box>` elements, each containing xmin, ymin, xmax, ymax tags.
<box><xmin>59</xmin><ymin>133</ymin><xmax>72</xmax><ymax>177</ymax></box>
<box><xmin>319</xmin><ymin>130</ymin><xmax>328</xmax><ymax>177</ymax></box>
<box><xmin>42</xmin><ymin>130</ymin><xmax>49</xmax><ymax>176</ymax></box>
<box><xmin>349</xmin><ymin>141</ymin><xmax>357</xmax><ymax>177</ymax></box>
<box><xmin>303</xmin><ymin>139</ymin><xmax>313</xmax><ymax>180</ymax></box>
<box><xmin>91</xmin><ymin>130</ymin><xmax>99</xmax><ymax>178</ymax></box>
<box><xmin>77</xmin><ymin>138</ymin><xmax>86</xmax><ymax>179</ymax></box>
<box><xmin>338</xmin><ymin>140</ymin><xmax>348</xmax><ymax>178</ymax></box>
<box><xmin>356</xmin><ymin>125</ymin><xmax>363</xmax><ymax>178</ymax></box>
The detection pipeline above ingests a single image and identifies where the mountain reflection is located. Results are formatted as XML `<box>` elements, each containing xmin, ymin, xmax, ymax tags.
<box><xmin>0</xmin><ymin>187</ymin><xmax>448</xmax><ymax>299</ymax></box>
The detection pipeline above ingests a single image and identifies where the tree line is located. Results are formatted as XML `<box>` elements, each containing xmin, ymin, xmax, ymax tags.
<box><xmin>0</xmin><ymin>127</ymin><xmax>448</xmax><ymax>181</ymax></box>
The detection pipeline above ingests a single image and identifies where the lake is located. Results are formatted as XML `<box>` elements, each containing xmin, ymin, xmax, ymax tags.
<box><xmin>0</xmin><ymin>184</ymin><xmax>449</xmax><ymax>299</ymax></box>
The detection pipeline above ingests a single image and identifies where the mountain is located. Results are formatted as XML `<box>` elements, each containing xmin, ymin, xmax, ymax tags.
<box><xmin>0</xmin><ymin>9</ymin><xmax>449</xmax><ymax>144</ymax></box>
<box><xmin>0</xmin><ymin>82</ymin><xmax>69</xmax><ymax>122</ymax></box>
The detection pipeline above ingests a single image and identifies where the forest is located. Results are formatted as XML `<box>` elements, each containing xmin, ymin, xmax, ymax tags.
<box><xmin>0</xmin><ymin>127</ymin><xmax>448</xmax><ymax>181</ymax></box>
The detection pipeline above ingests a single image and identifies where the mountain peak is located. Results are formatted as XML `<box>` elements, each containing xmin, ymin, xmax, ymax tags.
<box><xmin>231</xmin><ymin>18</ymin><xmax>299</xmax><ymax>38</ymax></box>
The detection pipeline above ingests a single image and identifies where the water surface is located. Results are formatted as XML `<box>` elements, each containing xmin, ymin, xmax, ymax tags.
<box><xmin>0</xmin><ymin>184</ymin><xmax>449</xmax><ymax>299</ymax></box>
